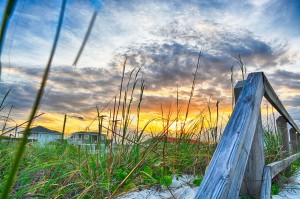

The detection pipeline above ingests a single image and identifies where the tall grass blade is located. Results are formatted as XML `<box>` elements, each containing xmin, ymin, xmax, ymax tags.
<box><xmin>1</xmin><ymin>104</ymin><xmax>13</xmax><ymax>133</ymax></box>
<box><xmin>1</xmin><ymin>0</ymin><xmax>66</xmax><ymax>197</ymax></box>
<box><xmin>233</xmin><ymin>54</ymin><xmax>246</xmax><ymax>80</ymax></box>
<box><xmin>0</xmin><ymin>86</ymin><xmax>11</xmax><ymax>111</ymax></box>
<box><xmin>85</xmin><ymin>93</ymin><xmax>118</xmax><ymax>131</ymax></box>
<box><xmin>1</xmin><ymin>112</ymin><xmax>44</xmax><ymax>136</ymax></box>
<box><xmin>183</xmin><ymin>50</ymin><xmax>202</xmax><ymax>128</ymax></box>
<box><xmin>0</xmin><ymin>0</ymin><xmax>18</xmax><ymax>79</ymax></box>
<box><xmin>230</xmin><ymin>64</ymin><xmax>234</xmax><ymax>110</ymax></box>
<box><xmin>114</xmin><ymin>58</ymin><xmax>126</xmax><ymax>133</ymax></box>
<box><xmin>72</xmin><ymin>11</ymin><xmax>97</xmax><ymax>66</ymax></box>
<box><xmin>61</xmin><ymin>114</ymin><xmax>67</xmax><ymax>140</ymax></box>
<box><xmin>8</xmin><ymin>0</ymin><xmax>26</xmax><ymax>68</ymax></box>
<box><xmin>109</xmin><ymin>118</ymin><xmax>177</xmax><ymax>198</ymax></box>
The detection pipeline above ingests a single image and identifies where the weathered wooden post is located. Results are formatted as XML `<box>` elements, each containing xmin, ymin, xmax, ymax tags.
<box><xmin>276</xmin><ymin>116</ymin><xmax>291</xmax><ymax>172</ymax></box>
<box><xmin>235</xmin><ymin>80</ymin><xmax>265</xmax><ymax>198</ymax></box>
<box><xmin>276</xmin><ymin>116</ymin><xmax>289</xmax><ymax>156</ymax></box>
<box><xmin>296</xmin><ymin>133</ymin><xmax>300</xmax><ymax>151</ymax></box>
<box><xmin>196</xmin><ymin>72</ymin><xmax>300</xmax><ymax>199</ymax></box>
<box><xmin>290</xmin><ymin>128</ymin><xmax>297</xmax><ymax>152</ymax></box>
<box><xmin>260</xmin><ymin>166</ymin><xmax>271</xmax><ymax>199</ymax></box>
<box><xmin>61</xmin><ymin>114</ymin><xmax>67</xmax><ymax>141</ymax></box>
<box><xmin>295</xmin><ymin>131</ymin><xmax>298</xmax><ymax>151</ymax></box>
<box><xmin>14</xmin><ymin>124</ymin><xmax>18</xmax><ymax>138</ymax></box>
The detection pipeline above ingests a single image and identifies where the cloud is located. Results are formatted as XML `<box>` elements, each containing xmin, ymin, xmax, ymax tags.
<box><xmin>1</xmin><ymin>60</ymin><xmax>228</xmax><ymax>124</ymax></box>
<box><xmin>262</xmin><ymin>0</ymin><xmax>300</xmax><ymax>37</ymax></box>
<box><xmin>0</xmin><ymin>0</ymin><xmax>299</xmax><ymax>128</ymax></box>
<box><xmin>272</xmin><ymin>69</ymin><xmax>300</xmax><ymax>80</ymax></box>
<box><xmin>0</xmin><ymin>0</ymin><xmax>294</xmax><ymax>70</ymax></box>
<box><xmin>1</xmin><ymin>65</ymin><xmax>124</xmax><ymax>113</ymax></box>
<box><xmin>261</xmin><ymin>69</ymin><xmax>300</xmax><ymax>126</ymax></box>
<box><xmin>268</xmin><ymin>70</ymin><xmax>300</xmax><ymax>91</ymax></box>
<box><xmin>1</xmin><ymin>15</ymin><xmax>291</xmax><ymax>122</ymax></box>
<box><xmin>122</xmin><ymin>20</ymin><xmax>288</xmax><ymax>93</ymax></box>
<box><xmin>284</xmin><ymin>96</ymin><xmax>300</xmax><ymax>108</ymax></box>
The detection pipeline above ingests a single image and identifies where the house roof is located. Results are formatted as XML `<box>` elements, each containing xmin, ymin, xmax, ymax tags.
<box><xmin>18</xmin><ymin>126</ymin><xmax>61</xmax><ymax>135</ymax></box>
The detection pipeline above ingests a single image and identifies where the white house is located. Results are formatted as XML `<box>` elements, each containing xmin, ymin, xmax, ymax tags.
<box><xmin>18</xmin><ymin>126</ymin><xmax>62</xmax><ymax>144</ymax></box>
<box><xmin>68</xmin><ymin>131</ymin><xmax>106</xmax><ymax>145</ymax></box>
<box><xmin>68</xmin><ymin>131</ymin><xmax>107</xmax><ymax>154</ymax></box>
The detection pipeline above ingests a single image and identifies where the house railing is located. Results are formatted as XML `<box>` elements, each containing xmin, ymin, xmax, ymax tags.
<box><xmin>195</xmin><ymin>72</ymin><xmax>300</xmax><ymax>198</ymax></box>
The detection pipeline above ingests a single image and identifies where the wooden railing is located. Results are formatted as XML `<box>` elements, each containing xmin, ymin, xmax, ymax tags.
<box><xmin>195</xmin><ymin>72</ymin><xmax>300</xmax><ymax>199</ymax></box>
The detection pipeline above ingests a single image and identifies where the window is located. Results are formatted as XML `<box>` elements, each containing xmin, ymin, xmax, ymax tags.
<box><xmin>101</xmin><ymin>135</ymin><xmax>105</xmax><ymax>141</ymax></box>
<box><xmin>84</xmin><ymin>135</ymin><xmax>89</xmax><ymax>140</ymax></box>
<box><xmin>92</xmin><ymin>135</ymin><xmax>97</xmax><ymax>142</ymax></box>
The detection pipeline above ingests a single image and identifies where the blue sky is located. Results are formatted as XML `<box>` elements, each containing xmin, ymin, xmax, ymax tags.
<box><xmin>0</xmin><ymin>0</ymin><xmax>300</xmax><ymax>132</ymax></box>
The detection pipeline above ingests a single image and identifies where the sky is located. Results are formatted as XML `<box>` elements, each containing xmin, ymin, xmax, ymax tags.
<box><xmin>0</xmin><ymin>0</ymin><xmax>300</xmax><ymax>135</ymax></box>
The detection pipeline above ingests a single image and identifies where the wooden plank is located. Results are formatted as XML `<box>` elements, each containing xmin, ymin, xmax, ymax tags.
<box><xmin>235</xmin><ymin>81</ymin><xmax>265</xmax><ymax>198</ymax></box>
<box><xmin>239</xmin><ymin>114</ymin><xmax>266</xmax><ymax>198</ymax></box>
<box><xmin>195</xmin><ymin>72</ymin><xmax>265</xmax><ymax>199</ymax></box>
<box><xmin>276</xmin><ymin>116</ymin><xmax>289</xmax><ymax>155</ymax></box>
<box><xmin>295</xmin><ymin>130</ymin><xmax>298</xmax><ymax>151</ymax></box>
<box><xmin>235</xmin><ymin>81</ymin><xmax>248</xmax><ymax>196</ymax></box>
<box><xmin>268</xmin><ymin>153</ymin><xmax>300</xmax><ymax>179</ymax></box>
<box><xmin>298</xmin><ymin>134</ymin><xmax>300</xmax><ymax>151</ymax></box>
<box><xmin>245</xmin><ymin>113</ymin><xmax>265</xmax><ymax>197</ymax></box>
<box><xmin>276</xmin><ymin>116</ymin><xmax>291</xmax><ymax>172</ymax></box>
<box><xmin>263</xmin><ymin>74</ymin><xmax>300</xmax><ymax>133</ymax></box>
<box><xmin>260</xmin><ymin>166</ymin><xmax>271</xmax><ymax>199</ymax></box>
<box><xmin>234</xmin><ymin>80</ymin><xmax>246</xmax><ymax>104</ymax></box>
<box><xmin>290</xmin><ymin>128</ymin><xmax>297</xmax><ymax>152</ymax></box>
<box><xmin>261</xmin><ymin>153</ymin><xmax>300</xmax><ymax>198</ymax></box>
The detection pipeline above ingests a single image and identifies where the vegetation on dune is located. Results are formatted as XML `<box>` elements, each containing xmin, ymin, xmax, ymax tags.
<box><xmin>0</xmin><ymin>137</ymin><xmax>215</xmax><ymax>198</ymax></box>
<box><xmin>0</xmin><ymin>116</ymin><xmax>297</xmax><ymax>198</ymax></box>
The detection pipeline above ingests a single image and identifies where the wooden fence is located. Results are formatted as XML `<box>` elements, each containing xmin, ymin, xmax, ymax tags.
<box><xmin>195</xmin><ymin>72</ymin><xmax>300</xmax><ymax>198</ymax></box>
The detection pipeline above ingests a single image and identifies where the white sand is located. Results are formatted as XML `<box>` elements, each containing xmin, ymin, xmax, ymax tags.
<box><xmin>118</xmin><ymin>175</ymin><xmax>199</xmax><ymax>199</ymax></box>
<box><xmin>272</xmin><ymin>171</ymin><xmax>300</xmax><ymax>199</ymax></box>
<box><xmin>119</xmin><ymin>171</ymin><xmax>300</xmax><ymax>199</ymax></box>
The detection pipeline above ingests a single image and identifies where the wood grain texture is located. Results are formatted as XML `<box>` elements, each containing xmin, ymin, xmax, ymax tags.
<box><xmin>290</xmin><ymin>128</ymin><xmax>297</xmax><ymax>152</ymax></box>
<box><xmin>298</xmin><ymin>134</ymin><xmax>300</xmax><ymax>151</ymax></box>
<box><xmin>235</xmin><ymin>81</ymin><xmax>265</xmax><ymax>198</ymax></box>
<box><xmin>195</xmin><ymin>72</ymin><xmax>265</xmax><ymax>199</ymax></box>
<box><xmin>261</xmin><ymin>153</ymin><xmax>300</xmax><ymax>198</ymax></box>
<box><xmin>234</xmin><ymin>80</ymin><xmax>246</xmax><ymax>104</ymax></box>
<box><xmin>276</xmin><ymin>116</ymin><xmax>289</xmax><ymax>155</ymax></box>
<box><xmin>260</xmin><ymin>166</ymin><xmax>271</xmax><ymax>199</ymax></box>
<box><xmin>263</xmin><ymin>74</ymin><xmax>300</xmax><ymax>133</ymax></box>
<box><xmin>244</xmin><ymin>113</ymin><xmax>265</xmax><ymax>198</ymax></box>
<box><xmin>235</xmin><ymin>81</ymin><xmax>248</xmax><ymax>196</ymax></box>
<box><xmin>268</xmin><ymin>153</ymin><xmax>300</xmax><ymax>179</ymax></box>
